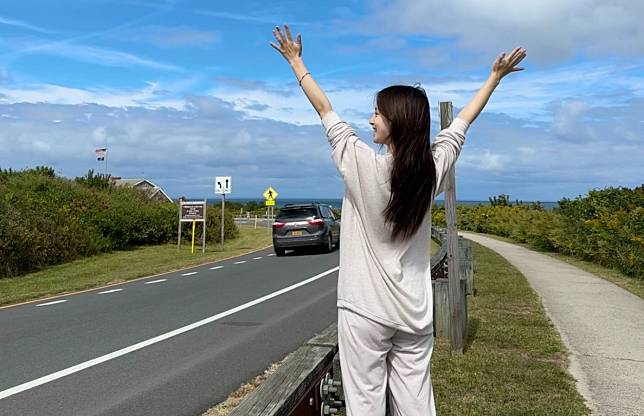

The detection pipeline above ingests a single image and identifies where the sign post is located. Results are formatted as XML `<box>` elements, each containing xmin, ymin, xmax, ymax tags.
<box><xmin>263</xmin><ymin>186</ymin><xmax>278</xmax><ymax>227</ymax></box>
<box><xmin>191</xmin><ymin>219</ymin><xmax>196</xmax><ymax>254</ymax></box>
<box><xmin>178</xmin><ymin>201</ymin><xmax>207</xmax><ymax>254</ymax></box>
<box><xmin>215</xmin><ymin>176</ymin><xmax>232</xmax><ymax>250</ymax></box>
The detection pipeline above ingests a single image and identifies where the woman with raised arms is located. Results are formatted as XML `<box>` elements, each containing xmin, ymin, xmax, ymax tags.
<box><xmin>271</xmin><ymin>24</ymin><xmax>526</xmax><ymax>415</ymax></box>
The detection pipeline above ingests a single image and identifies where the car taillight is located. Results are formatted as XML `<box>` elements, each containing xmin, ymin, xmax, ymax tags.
<box><xmin>272</xmin><ymin>222</ymin><xmax>285</xmax><ymax>228</ymax></box>
<box><xmin>308</xmin><ymin>219</ymin><xmax>324</xmax><ymax>226</ymax></box>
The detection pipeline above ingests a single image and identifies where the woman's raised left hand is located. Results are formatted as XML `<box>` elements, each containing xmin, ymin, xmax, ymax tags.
<box><xmin>491</xmin><ymin>47</ymin><xmax>527</xmax><ymax>80</ymax></box>
<box><xmin>270</xmin><ymin>24</ymin><xmax>302</xmax><ymax>64</ymax></box>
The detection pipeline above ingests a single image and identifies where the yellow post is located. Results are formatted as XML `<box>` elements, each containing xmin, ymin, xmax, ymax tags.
<box><xmin>191</xmin><ymin>219</ymin><xmax>196</xmax><ymax>254</ymax></box>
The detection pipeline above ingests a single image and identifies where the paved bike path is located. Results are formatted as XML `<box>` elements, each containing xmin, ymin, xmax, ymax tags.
<box><xmin>461</xmin><ymin>232</ymin><xmax>644</xmax><ymax>416</ymax></box>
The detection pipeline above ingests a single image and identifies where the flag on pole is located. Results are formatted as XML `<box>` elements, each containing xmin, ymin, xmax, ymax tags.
<box><xmin>96</xmin><ymin>148</ymin><xmax>107</xmax><ymax>161</ymax></box>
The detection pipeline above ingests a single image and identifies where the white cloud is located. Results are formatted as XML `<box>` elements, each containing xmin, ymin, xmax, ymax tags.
<box><xmin>360</xmin><ymin>0</ymin><xmax>644</xmax><ymax>63</ymax></box>
<box><xmin>0</xmin><ymin>97</ymin><xmax>341</xmax><ymax>198</ymax></box>
<box><xmin>460</xmin><ymin>149</ymin><xmax>507</xmax><ymax>172</ymax></box>
<box><xmin>0</xmin><ymin>82</ymin><xmax>188</xmax><ymax>109</ymax></box>
<box><xmin>92</xmin><ymin>126</ymin><xmax>107</xmax><ymax>143</ymax></box>
<box><xmin>552</xmin><ymin>100</ymin><xmax>597</xmax><ymax>141</ymax></box>
<box><xmin>209</xmin><ymin>82</ymin><xmax>377</xmax><ymax>127</ymax></box>
<box><xmin>209</xmin><ymin>56</ymin><xmax>644</xmax><ymax>133</ymax></box>
<box><xmin>0</xmin><ymin>15</ymin><xmax>56</xmax><ymax>34</ymax></box>
<box><xmin>38</xmin><ymin>43</ymin><xmax>182</xmax><ymax>71</ymax></box>
<box><xmin>32</xmin><ymin>140</ymin><xmax>51</xmax><ymax>152</ymax></box>
<box><xmin>196</xmin><ymin>10</ymin><xmax>272</xmax><ymax>24</ymax></box>
<box><xmin>0</xmin><ymin>38</ymin><xmax>182</xmax><ymax>72</ymax></box>
<box><xmin>0</xmin><ymin>75</ymin><xmax>641</xmax><ymax>201</ymax></box>
<box><xmin>110</xmin><ymin>26</ymin><xmax>220</xmax><ymax>47</ymax></box>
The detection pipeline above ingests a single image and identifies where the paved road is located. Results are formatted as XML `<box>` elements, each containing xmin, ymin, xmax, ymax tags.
<box><xmin>0</xmin><ymin>246</ymin><xmax>339</xmax><ymax>416</ymax></box>
<box><xmin>461</xmin><ymin>232</ymin><xmax>644</xmax><ymax>416</ymax></box>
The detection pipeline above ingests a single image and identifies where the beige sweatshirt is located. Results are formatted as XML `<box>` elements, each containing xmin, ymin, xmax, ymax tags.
<box><xmin>322</xmin><ymin>111</ymin><xmax>469</xmax><ymax>334</ymax></box>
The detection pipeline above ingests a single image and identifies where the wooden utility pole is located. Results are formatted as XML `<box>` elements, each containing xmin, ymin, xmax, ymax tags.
<box><xmin>440</xmin><ymin>101</ymin><xmax>466</xmax><ymax>354</ymax></box>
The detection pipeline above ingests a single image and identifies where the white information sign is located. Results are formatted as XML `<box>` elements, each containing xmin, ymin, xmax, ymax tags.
<box><xmin>215</xmin><ymin>176</ymin><xmax>232</xmax><ymax>194</ymax></box>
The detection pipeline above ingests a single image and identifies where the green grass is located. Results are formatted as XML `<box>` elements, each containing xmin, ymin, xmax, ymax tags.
<box><xmin>466</xmin><ymin>232</ymin><xmax>644</xmax><ymax>300</ymax></box>
<box><xmin>0</xmin><ymin>225</ymin><xmax>274</xmax><ymax>307</ymax></box>
<box><xmin>431</xmin><ymin>238</ymin><xmax>440</xmax><ymax>255</ymax></box>
<box><xmin>431</xmin><ymin>241</ymin><xmax>589</xmax><ymax>415</ymax></box>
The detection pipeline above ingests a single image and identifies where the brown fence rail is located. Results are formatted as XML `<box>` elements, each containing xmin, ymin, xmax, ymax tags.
<box><xmin>228</xmin><ymin>325</ymin><xmax>340</xmax><ymax>416</ymax></box>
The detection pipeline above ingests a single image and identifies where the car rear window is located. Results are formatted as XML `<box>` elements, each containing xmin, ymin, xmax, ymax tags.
<box><xmin>277</xmin><ymin>207</ymin><xmax>317</xmax><ymax>219</ymax></box>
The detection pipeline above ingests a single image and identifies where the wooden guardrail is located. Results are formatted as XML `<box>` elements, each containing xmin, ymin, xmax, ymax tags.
<box><xmin>431</xmin><ymin>227</ymin><xmax>474</xmax><ymax>295</ymax></box>
<box><xmin>431</xmin><ymin>228</ymin><xmax>474</xmax><ymax>338</ymax></box>
<box><xmin>228</xmin><ymin>324</ymin><xmax>340</xmax><ymax>416</ymax></box>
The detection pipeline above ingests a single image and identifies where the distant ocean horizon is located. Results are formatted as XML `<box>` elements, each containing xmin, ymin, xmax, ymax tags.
<box><xmin>200</xmin><ymin>197</ymin><xmax>559</xmax><ymax>210</ymax></box>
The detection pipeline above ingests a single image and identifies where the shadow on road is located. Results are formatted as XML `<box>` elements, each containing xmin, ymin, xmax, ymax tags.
<box><xmin>279</xmin><ymin>246</ymin><xmax>338</xmax><ymax>257</ymax></box>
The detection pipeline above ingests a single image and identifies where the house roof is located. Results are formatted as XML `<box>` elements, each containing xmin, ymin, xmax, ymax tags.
<box><xmin>111</xmin><ymin>178</ymin><xmax>173</xmax><ymax>203</ymax></box>
<box><xmin>112</xmin><ymin>178</ymin><xmax>150</xmax><ymax>187</ymax></box>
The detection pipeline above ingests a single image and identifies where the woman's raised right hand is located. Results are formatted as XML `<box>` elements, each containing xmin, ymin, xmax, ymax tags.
<box><xmin>270</xmin><ymin>24</ymin><xmax>302</xmax><ymax>64</ymax></box>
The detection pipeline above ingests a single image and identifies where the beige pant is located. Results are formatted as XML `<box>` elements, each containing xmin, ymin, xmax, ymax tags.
<box><xmin>338</xmin><ymin>307</ymin><xmax>436</xmax><ymax>416</ymax></box>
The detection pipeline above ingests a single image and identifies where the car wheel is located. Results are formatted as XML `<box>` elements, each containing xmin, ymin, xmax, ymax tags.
<box><xmin>324</xmin><ymin>233</ymin><xmax>333</xmax><ymax>253</ymax></box>
<box><xmin>275</xmin><ymin>247</ymin><xmax>286</xmax><ymax>256</ymax></box>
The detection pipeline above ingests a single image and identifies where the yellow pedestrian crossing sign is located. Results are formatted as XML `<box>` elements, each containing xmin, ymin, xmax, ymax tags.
<box><xmin>263</xmin><ymin>187</ymin><xmax>278</xmax><ymax>201</ymax></box>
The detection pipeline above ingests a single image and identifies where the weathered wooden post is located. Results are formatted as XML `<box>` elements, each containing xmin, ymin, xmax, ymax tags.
<box><xmin>459</xmin><ymin>237</ymin><xmax>474</xmax><ymax>295</ymax></box>
<box><xmin>440</xmin><ymin>101</ymin><xmax>467</xmax><ymax>354</ymax></box>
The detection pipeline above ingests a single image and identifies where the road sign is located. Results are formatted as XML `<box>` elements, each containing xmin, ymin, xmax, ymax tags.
<box><xmin>263</xmin><ymin>186</ymin><xmax>278</xmax><ymax>201</ymax></box>
<box><xmin>180</xmin><ymin>202</ymin><xmax>206</xmax><ymax>221</ymax></box>
<box><xmin>177</xmin><ymin>201</ymin><xmax>207</xmax><ymax>254</ymax></box>
<box><xmin>215</xmin><ymin>176</ymin><xmax>232</xmax><ymax>194</ymax></box>
<box><xmin>265</xmin><ymin>200</ymin><xmax>275</xmax><ymax>206</ymax></box>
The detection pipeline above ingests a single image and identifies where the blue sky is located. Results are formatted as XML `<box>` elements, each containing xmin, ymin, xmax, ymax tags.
<box><xmin>0</xmin><ymin>0</ymin><xmax>642</xmax><ymax>201</ymax></box>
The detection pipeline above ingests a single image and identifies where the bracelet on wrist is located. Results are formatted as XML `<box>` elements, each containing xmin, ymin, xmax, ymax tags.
<box><xmin>298</xmin><ymin>72</ymin><xmax>311</xmax><ymax>86</ymax></box>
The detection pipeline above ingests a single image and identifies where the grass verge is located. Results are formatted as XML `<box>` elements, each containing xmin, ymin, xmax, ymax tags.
<box><xmin>431</xmin><ymin>241</ymin><xmax>589</xmax><ymax>415</ymax></box>
<box><xmin>0</xmin><ymin>225</ymin><xmax>273</xmax><ymax>307</ymax></box>
<box><xmin>203</xmin><ymin>240</ymin><xmax>589</xmax><ymax>415</ymax></box>
<box><xmin>464</xmin><ymin>231</ymin><xmax>644</xmax><ymax>300</ymax></box>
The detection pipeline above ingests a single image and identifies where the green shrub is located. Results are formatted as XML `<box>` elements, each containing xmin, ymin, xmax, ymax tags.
<box><xmin>74</xmin><ymin>169</ymin><xmax>112</xmax><ymax>190</ymax></box>
<box><xmin>432</xmin><ymin>186</ymin><xmax>644</xmax><ymax>279</ymax></box>
<box><xmin>554</xmin><ymin>186</ymin><xmax>643</xmax><ymax>277</ymax></box>
<box><xmin>0</xmin><ymin>167</ymin><xmax>242</xmax><ymax>279</ymax></box>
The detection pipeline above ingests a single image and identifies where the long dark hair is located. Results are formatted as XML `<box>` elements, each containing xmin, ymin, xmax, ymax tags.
<box><xmin>378</xmin><ymin>85</ymin><xmax>436</xmax><ymax>241</ymax></box>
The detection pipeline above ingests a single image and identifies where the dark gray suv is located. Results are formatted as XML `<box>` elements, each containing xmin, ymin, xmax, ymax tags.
<box><xmin>272</xmin><ymin>203</ymin><xmax>340</xmax><ymax>256</ymax></box>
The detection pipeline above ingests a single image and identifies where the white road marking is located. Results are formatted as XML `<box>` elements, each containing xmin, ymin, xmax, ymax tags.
<box><xmin>0</xmin><ymin>266</ymin><xmax>339</xmax><ymax>400</ymax></box>
<box><xmin>209</xmin><ymin>266</ymin><xmax>224</xmax><ymax>270</ymax></box>
<box><xmin>252</xmin><ymin>257</ymin><xmax>263</xmax><ymax>260</ymax></box>
<box><xmin>181</xmin><ymin>272</ymin><xmax>198</xmax><ymax>276</ymax></box>
<box><xmin>267</xmin><ymin>254</ymin><xmax>276</xmax><ymax>256</ymax></box>
<box><xmin>36</xmin><ymin>300</ymin><xmax>67</xmax><ymax>307</ymax></box>
<box><xmin>234</xmin><ymin>261</ymin><xmax>247</xmax><ymax>264</ymax></box>
<box><xmin>144</xmin><ymin>279</ymin><xmax>167</xmax><ymax>285</ymax></box>
<box><xmin>98</xmin><ymin>289</ymin><xmax>123</xmax><ymax>295</ymax></box>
